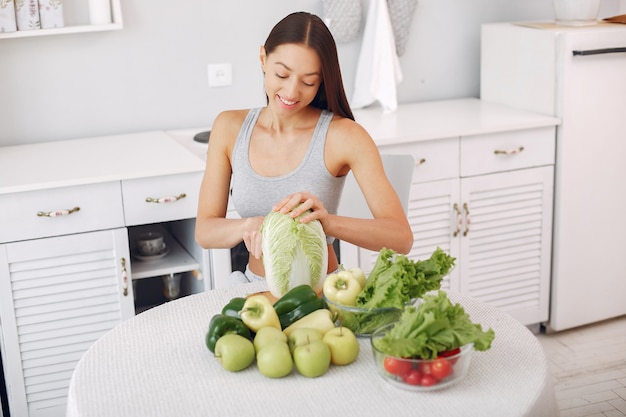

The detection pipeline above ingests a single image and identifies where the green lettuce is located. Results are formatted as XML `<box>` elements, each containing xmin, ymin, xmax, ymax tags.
<box><xmin>355</xmin><ymin>247</ymin><xmax>455</xmax><ymax>309</ymax></box>
<box><xmin>373</xmin><ymin>290</ymin><xmax>495</xmax><ymax>359</ymax></box>
<box><xmin>261</xmin><ymin>209</ymin><xmax>328</xmax><ymax>297</ymax></box>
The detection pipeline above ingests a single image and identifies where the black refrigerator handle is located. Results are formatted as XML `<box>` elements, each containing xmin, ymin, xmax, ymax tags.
<box><xmin>572</xmin><ymin>47</ymin><xmax>626</xmax><ymax>56</ymax></box>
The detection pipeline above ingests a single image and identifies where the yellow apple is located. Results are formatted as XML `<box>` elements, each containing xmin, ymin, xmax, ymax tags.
<box><xmin>287</xmin><ymin>327</ymin><xmax>323</xmax><ymax>353</ymax></box>
<box><xmin>256</xmin><ymin>341</ymin><xmax>293</xmax><ymax>378</ymax></box>
<box><xmin>214</xmin><ymin>334</ymin><xmax>255</xmax><ymax>372</ymax></box>
<box><xmin>253</xmin><ymin>326</ymin><xmax>287</xmax><ymax>353</ymax></box>
<box><xmin>322</xmin><ymin>326</ymin><xmax>360</xmax><ymax>365</ymax></box>
<box><xmin>293</xmin><ymin>339</ymin><xmax>331</xmax><ymax>377</ymax></box>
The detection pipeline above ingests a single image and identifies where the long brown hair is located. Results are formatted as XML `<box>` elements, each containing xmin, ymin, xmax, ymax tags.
<box><xmin>263</xmin><ymin>12</ymin><xmax>354</xmax><ymax>121</ymax></box>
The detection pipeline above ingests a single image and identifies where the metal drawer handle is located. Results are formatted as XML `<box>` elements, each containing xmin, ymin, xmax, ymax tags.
<box><xmin>453</xmin><ymin>203</ymin><xmax>462</xmax><ymax>237</ymax></box>
<box><xmin>573</xmin><ymin>47</ymin><xmax>626</xmax><ymax>56</ymax></box>
<box><xmin>145</xmin><ymin>193</ymin><xmax>186</xmax><ymax>204</ymax></box>
<box><xmin>37</xmin><ymin>206</ymin><xmax>80</xmax><ymax>217</ymax></box>
<box><xmin>494</xmin><ymin>146</ymin><xmax>524</xmax><ymax>156</ymax></box>
<box><xmin>121</xmin><ymin>258</ymin><xmax>129</xmax><ymax>297</ymax></box>
<box><xmin>463</xmin><ymin>202</ymin><xmax>471</xmax><ymax>237</ymax></box>
<box><xmin>415</xmin><ymin>158</ymin><xmax>426</xmax><ymax>167</ymax></box>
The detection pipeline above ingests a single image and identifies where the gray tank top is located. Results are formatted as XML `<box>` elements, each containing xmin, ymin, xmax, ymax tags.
<box><xmin>231</xmin><ymin>108</ymin><xmax>346</xmax><ymax>243</ymax></box>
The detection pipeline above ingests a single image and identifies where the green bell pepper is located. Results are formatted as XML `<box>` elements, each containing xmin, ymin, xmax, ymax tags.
<box><xmin>205</xmin><ymin>314</ymin><xmax>252</xmax><ymax>353</ymax></box>
<box><xmin>273</xmin><ymin>285</ymin><xmax>319</xmax><ymax>316</ymax></box>
<box><xmin>221</xmin><ymin>297</ymin><xmax>246</xmax><ymax>320</ymax></box>
<box><xmin>278</xmin><ymin>297</ymin><xmax>326</xmax><ymax>329</ymax></box>
<box><xmin>272</xmin><ymin>284</ymin><xmax>327</xmax><ymax>329</ymax></box>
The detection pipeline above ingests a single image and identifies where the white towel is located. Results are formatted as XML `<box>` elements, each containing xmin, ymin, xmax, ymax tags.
<box><xmin>350</xmin><ymin>0</ymin><xmax>403</xmax><ymax>112</ymax></box>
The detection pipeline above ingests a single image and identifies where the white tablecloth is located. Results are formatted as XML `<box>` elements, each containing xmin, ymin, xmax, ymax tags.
<box><xmin>67</xmin><ymin>282</ymin><xmax>558</xmax><ymax>417</ymax></box>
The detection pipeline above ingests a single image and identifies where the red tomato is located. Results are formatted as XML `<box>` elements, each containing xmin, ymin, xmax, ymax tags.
<box><xmin>403</xmin><ymin>369</ymin><xmax>422</xmax><ymax>385</ymax></box>
<box><xmin>383</xmin><ymin>356</ymin><xmax>412</xmax><ymax>377</ymax></box>
<box><xmin>420</xmin><ymin>374</ymin><xmax>437</xmax><ymax>387</ymax></box>
<box><xmin>438</xmin><ymin>348</ymin><xmax>461</xmax><ymax>364</ymax></box>
<box><xmin>418</xmin><ymin>362</ymin><xmax>432</xmax><ymax>375</ymax></box>
<box><xmin>431</xmin><ymin>358</ymin><xmax>453</xmax><ymax>380</ymax></box>
<box><xmin>439</xmin><ymin>348</ymin><xmax>461</xmax><ymax>358</ymax></box>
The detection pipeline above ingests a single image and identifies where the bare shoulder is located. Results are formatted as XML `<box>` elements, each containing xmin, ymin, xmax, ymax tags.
<box><xmin>327</xmin><ymin>114</ymin><xmax>378</xmax><ymax>154</ymax></box>
<box><xmin>212</xmin><ymin>109</ymin><xmax>250</xmax><ymax>135</ymax></box>
<box><xmin>208</xmin><ymin>109</ymin><xmax>251</xmax><ymax>151</ymax></box>
<box><xmin>325</xmin><ymin>114</ymin><xmax>381</xmax><ymax>176</ymax></box>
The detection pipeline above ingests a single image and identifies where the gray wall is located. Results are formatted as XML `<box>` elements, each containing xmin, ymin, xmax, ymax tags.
<box><xmin>0</xmin><ymin>0</ymin><xmax>622</xmax><ymax>146</ymax></box>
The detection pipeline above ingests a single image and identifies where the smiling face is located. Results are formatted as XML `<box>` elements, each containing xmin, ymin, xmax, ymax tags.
<box><xmin>260</xmin><ymin>43</ymin><xmax>322</xmax><ymax>114</ymax></box>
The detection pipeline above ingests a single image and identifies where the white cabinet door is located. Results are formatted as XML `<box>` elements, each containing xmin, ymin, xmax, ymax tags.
<box><xmin>458</xmin><ymin>167</ymin><xmax>554</xmax><ymax>325</ymax></box>
<box><xmin>346</xmin><ymin>165</ymin><xmax>553</xmax><ymax>326</ymax></box>
<box><xmin>0</xmin><ymin>229</ymin><xmax>134</xmax><ymax>417</ymax></box>
<box><xmin>407</xmin><ymin>179</ymin><xmax>461</xmax><ymax>292</ymax></box>
<box><xmin>345</xmin><ymin>178</ymin><xmax>461</xmax><ymax>292</ymax></box>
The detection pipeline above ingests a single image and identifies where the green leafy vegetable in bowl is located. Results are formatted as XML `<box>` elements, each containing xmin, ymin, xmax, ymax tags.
<box><xmin>372</xmin><ymin>290</ymin><xmax>495</xmax><ymax>359</ymax></box>
<box><xmin>356</xmin><ymin>247</ymin><xmax>456</xmax><ymax>310</ymax></box>
<box><xmin>322</xmin><ymin>293</ymin><xmax>403</xmax><ymax>336</ymax></box>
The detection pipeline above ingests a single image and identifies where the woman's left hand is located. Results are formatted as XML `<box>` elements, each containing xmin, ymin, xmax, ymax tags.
<box><xmin>273</xmin><ymin>191</ymin><xmax>329</xmax><ymax>227</ymax></box>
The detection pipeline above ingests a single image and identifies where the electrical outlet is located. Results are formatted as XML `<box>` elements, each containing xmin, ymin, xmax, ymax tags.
<box><xmin>208</xmin><ymin>63</ymin><xmax>232</xmax><ymax>87</ymax></box>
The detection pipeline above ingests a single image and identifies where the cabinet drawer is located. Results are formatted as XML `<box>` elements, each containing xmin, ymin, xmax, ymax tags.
<box><xmin>122</xmin><ymin>172</ymin><xmax>203</xmax><ymax>226</ymax></box>
<box><xmin>379</xmin><ymin>137</ymin><xmax>459</xmax><ymax>183</ymax></box>
<box><xmin>0</xmin><ymin>182</ymin><xmax>124</xmax><ymax>243</ymax></box>
<box><xmin>460</xmin><ymin>127</ymin><xmax>555</xmax><ymax>177</ymax></box>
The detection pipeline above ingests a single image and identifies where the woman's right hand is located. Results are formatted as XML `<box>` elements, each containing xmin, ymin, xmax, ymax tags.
<box><xmin>242</xmin><ymin>216</ymin><xmax>265</xmax><ymax>259</ymax></box>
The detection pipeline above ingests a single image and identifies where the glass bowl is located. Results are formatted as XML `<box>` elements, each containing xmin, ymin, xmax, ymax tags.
<box><xmin>370</xmin><ymin>323</ymin><xmax>474</xmax><ymax>391</ymax></box>
<box><xmin>322</xmin><ymin>292</ymin><xmax>405</xmax><ymax>336</ymax></box>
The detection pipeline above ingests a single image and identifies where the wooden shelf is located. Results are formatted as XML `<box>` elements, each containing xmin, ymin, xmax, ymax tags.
<box><xmin>129</xmin><ymin>225</ymin><xmax>200</xmax><ymax>280</ymax></box>
<box><xmin>0</xmin><ymin>0</ymin><xmax>122</xmax><ymax>40</ymax></box>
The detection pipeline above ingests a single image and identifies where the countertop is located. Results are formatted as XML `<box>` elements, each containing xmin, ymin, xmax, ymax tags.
<box><xmin>166</xmin><ymin>98</ymin><xmax>561</xmax><ymax>159</ymax></box>
<box><xmin>0</xmin><ymin>98</ymin><xmax>560</xmax><ymax>195</ymax></box>
<box><xmin>0</xmin><ymin>131</ymin><xmax>206</xmax><ymax>195</ymax></box>
<box><xmin>352</xmin><ymin>98</ymin><xmax>560</xmax><ymax>146</ymax></box>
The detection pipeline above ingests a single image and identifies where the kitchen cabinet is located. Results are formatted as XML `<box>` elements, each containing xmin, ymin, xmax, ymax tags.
<box><xmin>0</xmin><ymin>0</ymin><xmax>122</xmax><ymax>40</ymax></box>
<box><xmin>340</xmin><ymin>99</ymin><xmax>558</xmax><ymax>327</ymax></box>
<box><xmin>0</xmin><ymin>131</ymin><xmax>206</xmax><ymax>417</ymax></box>
<box><xmin>480</xmin><ymin>22</ymin><xmax>626</xmax><ymax>331</ymax></box>
<box><xmin>0</xmin><ymin>229</ymin><xmax>132</xmax><ymax>417</ymax></box>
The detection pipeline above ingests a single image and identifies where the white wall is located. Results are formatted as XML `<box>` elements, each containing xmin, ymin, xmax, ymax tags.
<box><xmin>0</xmin><ymin>0</ymin><xmax>620</xmax><ymax>146</ymax></box>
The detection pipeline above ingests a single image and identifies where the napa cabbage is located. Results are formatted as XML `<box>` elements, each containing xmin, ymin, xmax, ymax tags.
<box><xmin>261</xmin><ymin>209</ymin><xmax>328</xmax><ymax>298</ymax></box>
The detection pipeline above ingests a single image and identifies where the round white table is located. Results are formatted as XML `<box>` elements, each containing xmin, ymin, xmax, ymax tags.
<box><xmin>67</xmin><ymin>282</ymin><xmax>557</xmax><ymax>417</ymax></box>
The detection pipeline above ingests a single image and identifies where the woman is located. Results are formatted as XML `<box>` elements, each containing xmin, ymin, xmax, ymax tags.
<box><xmin>195</xmin><ymin>11</ymin><xmax>413</xmax><ymax>283</ymax></box>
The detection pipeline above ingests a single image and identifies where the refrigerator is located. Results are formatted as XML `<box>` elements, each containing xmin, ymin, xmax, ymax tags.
<box><xmin>480</xmin><ymin>22</ymin><xmax>626</xmax><ymax>331</ymax></box>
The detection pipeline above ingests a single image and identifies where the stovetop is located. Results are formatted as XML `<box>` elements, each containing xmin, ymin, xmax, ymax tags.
<box><xmin>165</xmin><ymin>127</ymin><xmax>211</xmax><ymax>161</ymax></box>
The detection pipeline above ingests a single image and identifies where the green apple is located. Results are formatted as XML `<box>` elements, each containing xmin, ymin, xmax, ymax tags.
<box><xmin>323</xmin><ymin>326</ymin><xmax>360</xmax><ymax>366</ymax></box>
<box><xmin>214</xmin><ymin>334</ymin><xmax>255</xmax><ymax>372</ymax></box>
<box><xmin>287</xmin><ymin>327</ymin><xmax>323</xmax><ymax>353</ymax></box>
<box><xmin>256</xmin><ymin>341</ymin><xmax>293</xmax><ymax>378</ymax></box>
<box><xmin>293</xmin><ymin>339</ymin><xmax>331</xmax><ymax>377</ymax></box>
<box><xmin>253</xmin><ymin>326</ymin><xmax>288</xmax><ymax>353</ymax></box>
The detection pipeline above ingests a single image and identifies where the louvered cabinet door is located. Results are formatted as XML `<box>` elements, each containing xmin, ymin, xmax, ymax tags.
<box><xmin>356</xmin><ymin>178</ymin><xmax>462</xmax><ymax>292</ymax></box>
<box><xmin>458</xmin><ymin>166</ymin><xmax>554</xmax><ymax>325</ymax></box>
<box><xmin>0</xmin><ymin>228</ymin><xmax>134</xmax><ymax>417</ymax></box>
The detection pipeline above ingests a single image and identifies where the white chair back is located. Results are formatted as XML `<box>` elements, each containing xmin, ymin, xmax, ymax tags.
<box><xmin>337</xmin><ymin>153</ymin><xmax>414</xmax><ymax>218</ymax></box>
<box><xmin>336</xmin><ymin>154</ymin><xmax>414</xmax><ymax>269</ymax></box>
